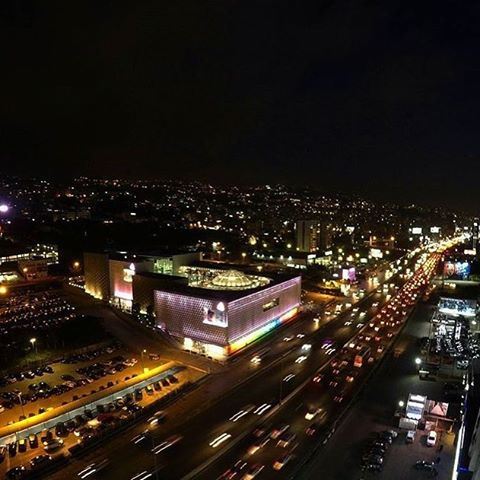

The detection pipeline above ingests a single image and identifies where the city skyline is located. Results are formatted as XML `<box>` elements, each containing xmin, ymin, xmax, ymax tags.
<box><xmin>1</xmin><ymin>2</ymin><xmax>479</xmax><ymax>210</ymax></box>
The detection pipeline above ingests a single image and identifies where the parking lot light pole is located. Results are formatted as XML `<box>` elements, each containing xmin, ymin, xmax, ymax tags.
<box><xmin>30</xmin><ymin>337</ymin><xmax>37</xmax><ymax>358</ymax></box>
<box><xmin>141</xmin><ymin>349</ymin><xmax>147</xmax><ymax>373</ymax></box>
<box><xmin>16</xmin><ymin>392</ymin><xmax>25</xmax><ymax>418</ymax></box>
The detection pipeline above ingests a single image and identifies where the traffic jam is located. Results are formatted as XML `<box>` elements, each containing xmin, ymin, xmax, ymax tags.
<box><xmin>206</xmin><ymin>249</ymin><xmax>445</xmax><ymax>480</ymax></box>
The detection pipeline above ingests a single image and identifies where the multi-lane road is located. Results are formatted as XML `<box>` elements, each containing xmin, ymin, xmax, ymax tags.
<box><xmin>42</xmin><ymin>246</ymin><xmax>439</xmax><ymax>480</ymax></box>
<box><xmin>195</xmin><ymin>251</ymin><xmax>444</xmax><ymax>480</ymax></box>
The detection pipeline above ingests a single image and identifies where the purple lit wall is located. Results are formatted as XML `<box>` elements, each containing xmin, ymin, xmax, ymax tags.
<box><xmin>154</xmin><ymin>292</ymin><xmax>229</xmax><ymax>345</ymax></box>
<box><xmin>154</xmin><ymin>276</ymin><xmax>301</xmax><ymax>348</ymax></box>
<box><xmin>227</xmin><ymin>277</ymin><xmax>301</xmax><ymax>343</ymax></box>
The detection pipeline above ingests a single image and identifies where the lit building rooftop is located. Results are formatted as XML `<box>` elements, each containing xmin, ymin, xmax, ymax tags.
<box><xmin>189</xmin><ymin>269</ymin><xmax>270</xmax><ymax>291</ymax></box>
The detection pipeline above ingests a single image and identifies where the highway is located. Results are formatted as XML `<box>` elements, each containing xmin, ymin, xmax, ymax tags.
<box><xmin>44</xmin><ymin>249</ymin><xmax>427</xmax><ymax>480</ymax></box>
<box><xmin>197</xmin><ymin>251</ymin><xmax>443</xmax><ymax>480</ymax></box>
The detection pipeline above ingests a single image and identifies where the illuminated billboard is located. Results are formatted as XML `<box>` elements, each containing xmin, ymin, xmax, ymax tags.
<box><xmin>443</xmin><ymin>261</ymin><xmax>470</xmax><ymax>280</ymax></box>
<box><xmin>438</xmin><ymin>297</ymin><xmax>476</xmax><ymax>317</ymax></box>
<box><xmin>411</xmin><ymin>227</ymin><xmax>423</xmax><ymax>235</ymax></box>
<box><xmin>430</xmin><ymin>226</ymin><xmax>440</xmax><ymax>234</ymax></box>
<box><xmin>203</xmin><ymin>302</ymin><xmax>228</xmax><ymax>328</ymax></box>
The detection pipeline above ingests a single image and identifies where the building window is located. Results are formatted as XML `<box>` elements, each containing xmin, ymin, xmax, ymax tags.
<box><xmin>262</xmin><ymin>298</ymin><xmax>280</xmax><ymax>312</ymax></box>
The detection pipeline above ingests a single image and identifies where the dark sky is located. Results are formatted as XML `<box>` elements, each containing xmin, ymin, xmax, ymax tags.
<box><xmin>1</xmin><ymin>1</ymin><xmax>479</xmax><ymax>209</ymax></box>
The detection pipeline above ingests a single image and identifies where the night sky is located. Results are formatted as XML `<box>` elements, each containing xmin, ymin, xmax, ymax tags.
<box><xmin>1</xmin><ymin>1</ymin><xmax>479</xmax><ymax>209</ymax></box>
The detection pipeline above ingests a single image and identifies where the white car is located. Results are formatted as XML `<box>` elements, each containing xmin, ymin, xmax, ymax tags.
<box><xmin>405</xmin><ymin>430</ymin><xmax>415</xmax><ymax>443</ymax></box>
<box><xmin>427</xmin><ymin>430</ymin><xmax>437</xmax><ymax>447</ymax></box>
<box><xmin>147</xmin><ymin>410</ymin><xmax>166</xmax><ymax>426</ymax></box>
<box><xmin>305</xmin><ymin>407</ymin><xmax>322</xmax><ymax>421</ymax></box>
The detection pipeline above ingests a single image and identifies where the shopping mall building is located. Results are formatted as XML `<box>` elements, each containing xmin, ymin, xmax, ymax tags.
<box><xmin>154</xmin><ymin>268</ymin><xmax>301</xmax><ymax>359</ymax></box>
<box><xmin>84</xmin><ymin>251</ymin><xmax>301</xmax><ymax>359</ymax></box>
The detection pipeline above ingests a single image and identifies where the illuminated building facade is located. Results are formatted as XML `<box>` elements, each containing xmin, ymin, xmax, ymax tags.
<box><xmin>84</xmin><ymin>252</ymin><xmax>110</xmax><ymax>300</ymax></box>
<box><xmin>108</xmin><ymin>258</ymin><xmax>153</xmax><ymax>310</ymax></box>
<box><xmin>84</xmin><ymin>250</ymin><xmax>201</xmax><ymax>308</ymax></box>
<box><xmin>295</xmin><ymin>220</ymin><xmax>332</xmax><ymax>252</ymax></box>
<box><xmin>154</xmin><ymin>269</ymin><xmax>301</xmax><ymax>359</ymax></box>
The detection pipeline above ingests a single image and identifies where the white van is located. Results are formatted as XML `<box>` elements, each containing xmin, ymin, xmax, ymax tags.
<box><xmin>405</xmin><ymin>430</ymin><xmax>415</xmax><ymax>443</ymax></box>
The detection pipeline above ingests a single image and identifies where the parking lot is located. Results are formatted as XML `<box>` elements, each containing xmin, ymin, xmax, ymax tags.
<box><xmin>0</xmin><ymin>343</ymin><xmax>167</xmax><ymax>428</ymax></box>
<box><xmin>0</xmin><ymin>363</ymin><xmax>205</xmax><ymax>479</ymax></box>
<box><xmin>0</xmin><ymin>291</ymin><xmax>76</xmax><ymax>338</ymax></box>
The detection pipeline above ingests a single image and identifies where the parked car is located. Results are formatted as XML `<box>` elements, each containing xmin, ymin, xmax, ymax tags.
<box><xmin>161</xmin><ymin>378</ymin><xmax>170</xmax><ymax>388</ymax></box>
<box><xmin>55</xmin><ymin>422</ymin><xmax>68</xmax><ymax>437</ymax></box>
<box><xmin>8</xmin><ymin>442</ymin><xmax>17</xmax><ymax>457</ymax></box>
<box><xmin>362</xmin><ymin>454</ymin><xmax>383</xmax><ymax>466</ymax></box>
<box><xmin>43</xmin><ymin>439</ymin><xmax>64</xmax><ymax>452</ymax></box>
<box><xmin>406</xmin><ymin>430</ymin><xmax>415</xmax><ymax>443</ymax></box>
<box><xmin>364</xmin><ymin>463</ymin><xmax>382</xmax><ymax>472</ymax></box>
<box><xmin>28</xmin><ymin>434</ymin><xmax>38</xmax><ymax>449</ymax></box>
<box><xmin>30</xmin><ymin>454</ymin><xmax>53</xmax><ymax>469</ymax></box>
<box><xmin>18</xmin><ymin>439</ymin><xmax>27</xmax><ymax>453</ymax></box>
<box><xmin>6</xmin><ymin>465</ymin><xmax>26</xmax><ymax>479</ymax></box>
<box><xmin>427</xmin><ymin>431</ymin><xmax>437</xmax><ymax>447</ymax></box>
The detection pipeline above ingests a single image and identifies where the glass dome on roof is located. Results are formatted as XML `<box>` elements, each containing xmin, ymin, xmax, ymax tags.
<box><xmin>188</xmin><ymin>268</ymin><xmax>271</xmax><ymax>291</ymax></box>
<box><xmin>211</xmin><ymin>270</ymin><xmax>254</xmax><ymax>289</ymax></box>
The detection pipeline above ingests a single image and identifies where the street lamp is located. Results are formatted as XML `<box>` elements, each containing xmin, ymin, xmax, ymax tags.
<box><xmin>73</xmin><ymin>261</ymin><xmax>80</xmax><ymax>269</ymax></box>
<box><xmin>30</xmin><ymin>338</ymin><xmax>37</xmax><ymax>357</ymax></box>
<box><xmin>16</xmin><ymin>392</ymin><xmax>26</xmax><ymax>418</ymax></box>
<box><xmin>140</xmin><ymin>349</ymin><xmax>148</xmax><ymax>373</ymax></box>
<box><xmin>398</xmin><ymin>400</ymin><xmax>405</xmax><ymax>408</ymax></box>
<box><xmin>415</xmin><ymin>357</ymin><xmax>422</xmax><ymax>366</ymax></box>
<box><xmin>0</xmin><ymin>285</ymin><xmax>7</xmax><ymax>295</ymax></box>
